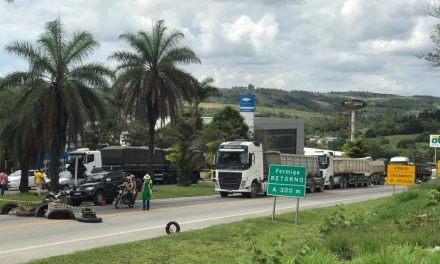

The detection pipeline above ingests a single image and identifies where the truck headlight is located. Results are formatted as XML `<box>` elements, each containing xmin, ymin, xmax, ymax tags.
<box><xmin>240</xmin><ymin>181</ymin><xmax>246</xmax><ymax>189</ymax></box>
<box><xmin>85</xmin><ymin>187</ymin><xmax>94</xmax><ymax>191</ymax></box>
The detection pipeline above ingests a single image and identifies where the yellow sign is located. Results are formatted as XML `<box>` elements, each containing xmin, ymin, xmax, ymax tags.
<box><xmin>387</xmin><ymin>164</ymin><xmax>415</xmax><ymax>186</ymax></box>
<box><xmin>437</xmin><ymin>161</ymin><xmax>440</xmax><ymax>176</ymax></box>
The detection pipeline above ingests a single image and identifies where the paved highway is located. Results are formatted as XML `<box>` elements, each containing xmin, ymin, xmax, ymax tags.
<box><xmin>0</xmin><ymin>185</ymin><xmax>403</xmax><ymax>263</ymax></box>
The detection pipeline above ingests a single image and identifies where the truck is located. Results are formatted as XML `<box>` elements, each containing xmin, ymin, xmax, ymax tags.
<box><xmin>213</xmin><ymin>140</ymin><xmax>324</xmax><ymax>198</ymax></box>
<box><xmin>389</xmin><ymin>156</ymin><xmax>432</xmax><ymax>182</ymax></box>
<box><xmin>66</xmin><ymin>146</ymin><xmax>205</xmax><ymax>184</ymax></box>
<box><xmin>305</xmin><ymin>149</ymin><xmax>386</xmax><ymax>189</ymax></box>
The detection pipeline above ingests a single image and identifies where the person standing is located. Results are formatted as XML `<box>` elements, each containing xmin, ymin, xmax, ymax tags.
<box><xmin>141</xmin><ymin>174</ymin><xmax>152</xmax><ymax>210</ymax></box>
<box><xmin>34</xmin><ymin>169</ymin><xmax>44</xmax><ymax>196</ymax></box>
<box><xmin>0</xmin><ymin>170</ymin><xmax>8</xmax><ymax>195</ymax></box>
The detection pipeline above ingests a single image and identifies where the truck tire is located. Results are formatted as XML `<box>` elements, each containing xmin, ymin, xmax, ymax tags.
<box><xmin>35</xmin><ymin>203</ymin><xmax>49</xmax><ymax>217</ymax></box>
<box><xmin>220</xmin><ymin>191</ymin><xmax>228</xmax><ymax>197</ymax></box>
<box><xmin>327</xmin><ymin>178</ymin><xmax>334</xmax><ymax>190</ymax></box>
<box><xmin>308</xmin><ymin>181</ymin><xmax>315</xmax><ymax>193</ymax></box>
<box><xmin>317</xmin><ymin>181</ymin><xmax>324</xmax><ymax>192</ymax></box>
<box><xmin>250</xmin><ymin>182</ymin><xmax>259</xmax><ymax>198</ymax></box>
<box><xmin>165</xmin><ymin>221</ymin><xmax>180</xmax><ymax>234</ymax></box>
<box><xmin>1</xmin><ymin>202</ymin><xmax>19</xmax><ymax>215</ymax></box>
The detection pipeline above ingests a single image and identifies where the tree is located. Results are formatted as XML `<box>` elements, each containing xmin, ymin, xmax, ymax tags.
<box><xmin>192</xmin><ymin>77</ymin><xmax>219</xmax><ymax>131</ymax></box>
<box><xmin>208</xmin><ymin>106</ymin><xmax>249</xmax><ymax>140</ymax></box>
<box><xmin>165</xmin><ymin>113</ymin><xmax>200</xmax><ymax>186</ymax></box>
<box><xmin>110</xmin><ymin>20</ymin><xmax>200</xmax><ymax>177</ymax></box>
<box><xmin>342</xmin><ymin>137</ymin><xmax>368</xmax><ymax>158</ymax></box>
<box><xmin>1</xmin><ymin>19</ymin><xmax>111</xmax><ymax>192</ymax></box>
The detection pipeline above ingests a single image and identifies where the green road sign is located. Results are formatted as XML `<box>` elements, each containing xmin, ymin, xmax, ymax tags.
<box><xmin>267</xmin><ymin>164</ymin><xmax>307</xmax><ymax>198</ymax></box>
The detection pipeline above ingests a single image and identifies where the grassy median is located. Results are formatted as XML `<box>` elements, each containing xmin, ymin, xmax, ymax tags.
<box><xmin>27</xmin><ymin>179</ymin><xmax>440</xmax><ymax>263</ymax></box>
<box><xmin>0</xmin><ymin>181</ymin><xmax>216</xmax><ymax>205</ymax></box>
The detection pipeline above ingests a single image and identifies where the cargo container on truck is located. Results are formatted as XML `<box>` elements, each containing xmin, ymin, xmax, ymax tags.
<box><xmin>66</xmin><ymin>146</ymin><xmax>205</xmax><ymax>184</ymax></box>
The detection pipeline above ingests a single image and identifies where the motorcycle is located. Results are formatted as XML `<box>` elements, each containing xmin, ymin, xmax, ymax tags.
<box><xmin>114</xmin><ymin>187</ymin><xmax>134</xmax><ymax>209</ymax></box>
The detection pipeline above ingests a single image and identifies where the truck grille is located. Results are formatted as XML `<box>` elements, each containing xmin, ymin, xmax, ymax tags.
<box><xmin>219</xmin><ymin>172</ymin><xmax>242</xmax><ymax>190</ymax></box>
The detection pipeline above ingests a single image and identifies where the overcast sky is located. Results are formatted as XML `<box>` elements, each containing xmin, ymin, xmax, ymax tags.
<box><xmin>1</xmin><ymin>0</ymin><xmax>440</xmax><ymax>97</ymax></box>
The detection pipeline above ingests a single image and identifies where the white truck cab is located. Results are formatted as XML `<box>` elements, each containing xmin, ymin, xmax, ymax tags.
<box><xmin>214</xmin><ymin>140</ymin><xmax>265</xmax><ymax>198</ymax></box>
<box><xmin>66</xmin><ymin>148</ymin><xmax>102</xmax><ymax>176</ymax></box>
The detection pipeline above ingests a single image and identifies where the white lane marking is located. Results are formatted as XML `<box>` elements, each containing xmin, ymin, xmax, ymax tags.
<box><xmin>0</xmin><ymin>193</ymin><xmax>390</xmax><ymax>255</ymax></box>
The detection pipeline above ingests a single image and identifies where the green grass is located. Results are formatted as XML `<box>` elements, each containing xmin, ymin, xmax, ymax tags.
<box><xmin>27</xmin><ymin>179</ymin><xmax>440</xmax><ymax>264</ymax></box>
<box><xmin>151</xmin><ymin>181</ymin><xmax>216</xmax><ymax>199</ymax></box>
<box><xmin>0</xmin><ymin>182</ymin><xmax>216</xmax><ymax>205</ymax></box>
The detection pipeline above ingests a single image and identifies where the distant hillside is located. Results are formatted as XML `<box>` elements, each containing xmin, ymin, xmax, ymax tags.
<box><xmin>205</xmin><ymin>88</ymin><xmax>440</xmax><ymax>115</ymax></box>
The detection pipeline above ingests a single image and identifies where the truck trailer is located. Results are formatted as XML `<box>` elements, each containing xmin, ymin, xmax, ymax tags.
<box><xmin>214</xmin><ymin>140</ymin><xmax>324</xmax><ymax>198</ymax></box>
<box><xmin>307</xmin><ymin>150</ymin><xmax>386</xmax><ymax>189</ymax></box>
<box><xmin>67</xmin><ymin>146</ymin><xmax>205</xmax><ymax>184</ymax></box>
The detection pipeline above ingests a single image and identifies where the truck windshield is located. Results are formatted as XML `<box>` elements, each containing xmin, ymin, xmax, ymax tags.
<box><xmin>318</xmin><ymin>155</ymin><xmax>329</xmax><ymax>169</ymax></box>
<box><xmin>216</xmin><ymin>151</ymin><xmax>248</xmax><ymax>168</ymax></box>
<box><xmin>67</xmin><ymin>154</ymin><xmax>86</xmax><ymax>164</ymax></box>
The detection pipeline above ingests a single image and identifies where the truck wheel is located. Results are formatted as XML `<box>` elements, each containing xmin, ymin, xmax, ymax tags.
<box><xmin>308</xmin><ymin>181</ymin><xmax>315</xmax><ymax>193</ymax></box>
<box><xmin>343</xmin><ymin>180</ymin><xmax>348</xmax><ymax>189</ymax></box>
<box><xmin>250</xmin><ymin>182</ymin><xmax>259</xmax><ymax>198</ymax></box>
<box><xmin>93</xmin><ymin>191</ymin><xmax>105</xmax><ymax>206</ymax></box>
<box><xmin>220</xmin><ymin>192</ymin><xmax>228</xmax><ymax>197</ymax></box>
<box><xmin>328</xmin><ymin>179</ymin><xmax>334</xmax><ymax>190</ymax></box>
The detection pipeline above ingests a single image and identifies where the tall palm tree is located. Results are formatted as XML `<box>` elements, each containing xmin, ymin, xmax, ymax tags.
<box><xmin>0</xmin><ymin>19</ymin><xmax>111</xmax><ymax>192</ymax></box>
<box><xmin>110</xmin><ymin>20</ymin><xmax>200</xmax><ymax>177</ymax></box>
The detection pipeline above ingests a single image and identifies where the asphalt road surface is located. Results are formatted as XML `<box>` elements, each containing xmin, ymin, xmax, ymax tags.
<box><xmin>0</xmin><ymin>185</ymin><xmax>404</xmax><ymax>263</ymax></box>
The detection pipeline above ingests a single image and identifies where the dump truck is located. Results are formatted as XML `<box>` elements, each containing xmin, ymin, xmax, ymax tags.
<box><xmin>66</xmin><ymin>146</ymin><xmax>205</xmax><ymax>184</ymax></box>
<box><xmin>214</xmin><ymin>140</ymin><xmax>324</xmax><ymax>198</ymax></box>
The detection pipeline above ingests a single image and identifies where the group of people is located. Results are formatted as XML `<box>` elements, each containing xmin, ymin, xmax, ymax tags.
<box><xmin>0</xmin><ymin>168</ymin><xmax>45</xmax><ymax>196</ymax></box>
<box><xmin>119</xmin><ymin>173</ymin><xmax>152</xmax><ymax>210</ymax></box>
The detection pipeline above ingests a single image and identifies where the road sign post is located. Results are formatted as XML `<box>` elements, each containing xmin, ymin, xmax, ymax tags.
<box><xmin>386</xmin><ymin>164</ymin><xmax>416</xmax><ymax>194</ymax></box>
<box><xmin>267</xmin><ymin>164</ymin><xmax>307</xmax><ymax>224</ymax></box>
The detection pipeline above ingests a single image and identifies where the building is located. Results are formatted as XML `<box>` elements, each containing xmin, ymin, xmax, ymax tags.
<box><xmin>254</xmin><ymin>117</ymin><xmax>304</xmax><ymax>155</ymax></box>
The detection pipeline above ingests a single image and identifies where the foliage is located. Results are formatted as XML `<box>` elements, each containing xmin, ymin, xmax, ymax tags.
<box><xmin>111</xmin><ymin>20</ymin><xmax>200</xmax><ymax>176</ymax></box>
<box><xmin>208</xmin><ymin>106</ymin><xmax>249</xmax><ymax>140</ymax></box>
<box><xmin>319</xmin><ymin>205</ymin><xmax>366</xmax><ymax>235</ymax></box>
<box><xmin>342</xmin><ymin>137</ymin><xmax>368</xmax><ymax>158</ymax></box>
<box><xmin>0</xmin><ymin>19</ymin><xmax>111</xmax><ymax>192</ymax></box>
<box><xmin>165</xmin><ymin>113</ymin><xmax>201</xmax><ymax>186</ymax></box>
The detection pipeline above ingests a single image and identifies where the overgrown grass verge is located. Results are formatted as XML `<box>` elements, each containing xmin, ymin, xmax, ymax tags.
<box><xmin>28</xmin><ymin>179</ymin><xmax>440</xmax><ymax>263</ymax></box>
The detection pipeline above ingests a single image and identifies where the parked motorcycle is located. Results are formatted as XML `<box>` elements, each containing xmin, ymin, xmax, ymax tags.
<box><xmin>114</xmin><ymin>187</ymin><xmax>134</xmax><ymax>209</ymax></box>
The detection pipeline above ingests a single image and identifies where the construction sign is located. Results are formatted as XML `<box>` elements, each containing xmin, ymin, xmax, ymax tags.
<box><xmin>386</xmin><ymin>164</ymin><xmax>415</xmax><ymax>186</ymax></box>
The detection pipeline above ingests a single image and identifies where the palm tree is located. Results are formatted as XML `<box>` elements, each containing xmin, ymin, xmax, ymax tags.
<box><xmin>193</xmin><ymin>77</ymin><xmax>220</xmax><ymax>131</ymax></box>
<box><xmin>110</xmin><ymin>20</ymin><xmax>200</xmax><ymax>177</ymax></box>
<box><xmin>0</xmin><ymin>19</ymin><xmax>111</xmax><ymax>192</ymax></box>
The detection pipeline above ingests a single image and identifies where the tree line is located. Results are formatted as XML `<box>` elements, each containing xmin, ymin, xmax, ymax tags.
<box><xmin>0</xmin><ymin>18</ymin><xmax>250</xmax><ymax>192</ymax></box>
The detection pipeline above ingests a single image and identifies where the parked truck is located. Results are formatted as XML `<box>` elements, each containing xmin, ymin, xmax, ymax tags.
<box><xmin>66</xmin><ymin>146</ymin><xmax>205</xmax><ymax>184</ymax></box>
<box><xmin>389</xmin><ymin>156</ymin><xmax>432</xmax><ymax>182</ymax></box>
<box><xmin>306</xmin><ymin>150</ymin><xmax>386</xmax><ymax>189</ymax></box>
<box><xmin>214</xmin><ymin>140</ymin><xmax>324</xmax><ymax>198</ymax></box>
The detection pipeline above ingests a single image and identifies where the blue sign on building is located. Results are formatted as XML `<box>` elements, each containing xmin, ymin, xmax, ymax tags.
<box><xmin>240</xmin><ymin>94</ymin><xmax>255</xmax><ymax>112</ymax></box>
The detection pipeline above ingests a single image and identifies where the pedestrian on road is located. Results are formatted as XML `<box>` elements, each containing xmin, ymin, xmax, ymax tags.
<box><xmin>141</xmin><ymin>174</ymin><xmax>152</xmax><ymax>210</ymax></box>
<box><xmin>34</xmin><ymin>169</ymin><xmax>44</xmax><ymax>196</ymax></box>
<box><xmin>0</xmin><ymin>170</ymin><xmax>8</xmax><ymax>195</ymax></box>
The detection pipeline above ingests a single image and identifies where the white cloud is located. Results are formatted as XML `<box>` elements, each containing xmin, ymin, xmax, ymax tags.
<box><xmin>0</xmin><ymin>0</ymin><xmax>440</xmax><ymax>97</ymax></box>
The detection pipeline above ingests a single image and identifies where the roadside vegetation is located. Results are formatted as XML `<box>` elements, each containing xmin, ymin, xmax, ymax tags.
<box><xmin>28</xmin><ymin>179</ymin><xmax>440</xmax><ymax>264</ymax></box>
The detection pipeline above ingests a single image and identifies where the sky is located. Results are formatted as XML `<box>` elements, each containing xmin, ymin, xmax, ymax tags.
<box><xmin>1</xmin><ymin>0</ymin><xmax>440</xmax><ymax>97</ymax></box>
